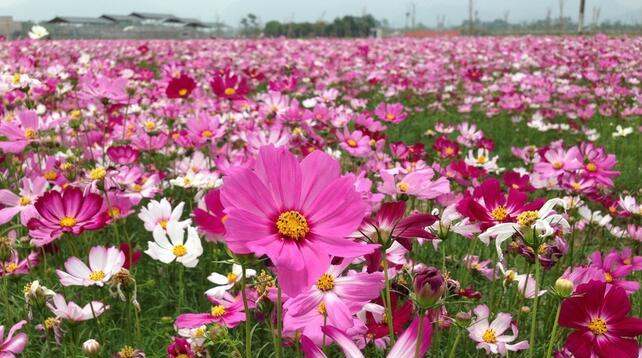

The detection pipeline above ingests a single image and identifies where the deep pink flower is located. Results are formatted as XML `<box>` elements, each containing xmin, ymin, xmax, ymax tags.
<box><xmin>433</xmin><ymin>136</ymin><xmax>460</xmax><ymax>158</ymax></box>
<box><xmin>27</xmin><ymin>187</ymin><xmax>108</xmax><ymax>246</ymax></box>
<box><xmin>167</xmin><ymin>337</ymin><xmax>194</xmax><ymax>358</ymax></box>
<box><xmin>210</xmin><ymin>70</ymin><xmax>250</xmax><ymax>100</ymax></box>
<box><xmin>166</xmin><ymin>74</ymin><xmax>196</xmax><ymax>99</ymax></box>
<box><xmin>220</xmin><ymin>145</ymin><xmax>375</xmax><ymax>297</ymax></box>
<box><xmin>175</xmin><ymin>294</ymin><xmax>246</xmax><ymax>329</ymax></box>
<box><xmin>107</xmin><ymin>145</ymin><xmax>139</xmax><ymax>165</ymax></box>
<box><xmin>559</xmin><ymin>280</ymin><xmax>642</xmax><ymax>358</ymax></box>
<box><xmin>503</xmin><ymin>171</ymin><xmax>535</xmax><ymax>192</ymax></box>
<box><xmin>193</xmin><ymin>189</ymin><xmax>226</xmax><ymax>241</ymax></box>
<box><xmin>457</xmin><ymin>179</ymin><xmax>544</xmax><ymax>230</ymax></box>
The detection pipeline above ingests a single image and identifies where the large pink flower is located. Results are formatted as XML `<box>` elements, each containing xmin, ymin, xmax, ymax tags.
<box><xmin>221</xmin><ymin>145</ymin><xmax>375</xmax><ymax>297</ymax></box>
<box><xmin>27</xmin><ymin>187</ymin><xmax>108</xmax><ymax>246</ymax></box>
<box><xmin>0</xmin><ymin>320</ymin><xmax>28</xmax><ymax>356</ymax></box>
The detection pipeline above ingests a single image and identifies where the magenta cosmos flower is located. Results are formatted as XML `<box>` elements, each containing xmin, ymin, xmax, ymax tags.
<box><xmin>27</xmin><ymin>187</ymin><xmax>108</xmax><ymax>246</ymax></box>
<box><xmin>220</xmin><ymin>145</ymin><xmax>375</xmax><ymax>297</ymax></box>
<box><xmin>175</xmin><ymin>294</ymin><xmax>246</xmax><ymax>329</ymax></box>
<box><xmin>558</xmin><ymin>280</ymin><xmax>642</xmax><ymax>358</ymax></box>
<box><xmin>210</xmin><ymin>69</ymin><xmax>250</xmax><ymax>100</ymax></box>
<box><xmin>0</xmin><ymin>320</ymin><xmax>28</xmax><ymax>356</ymax></box>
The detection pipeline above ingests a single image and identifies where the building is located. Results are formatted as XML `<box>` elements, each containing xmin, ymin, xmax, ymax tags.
<box><xmin>0</xmin><ymin>16</ymin><xmax>23</xmax><ymax>39</ymax></box>
<box><xmin>47</xmin><ymin>16</ymin><xmax>114</xmax><ymax>26</ymax></box>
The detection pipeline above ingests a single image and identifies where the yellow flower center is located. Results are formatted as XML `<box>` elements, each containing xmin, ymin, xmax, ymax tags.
<box><xmin>178</xmin><ymin>88</ymin><xmax>188</xmax><ymax>97</ymax></box>
<box><xmin>59</xmin><ymin>216</ymin><xmax>77</xmax><ymax>227</ymax></box>
<box><xmin>570</xmin><ymin>182</ymin><xmax>582</xmax><ymax>191</ymax></box>
<box><xmin>585</xmin><ymin>163</ymin><xmax>597</xmax><ymax>172</ymax></box>
<box><xmin>517</xmin><ymin>211</ymin><xmax>539</xmax><ymax>227</ymax></box>
<box><xmin>482</xmin><ymin>329</ymin><xmax>497</xmax><ymax>343</ymax></box>
<box><xmin>201</xmin><ymin>130</ymin><xmax>213</xmax><ymax>138</ymax></box>
<box><xmin>177</xmin><ymin>354</ymin><xmax>189</xmax><ymax>358</ymax></box>
<box><xmin>211</xmin><ymin>305</ymin><xmax>226</xmax><ymax>317</ymax></box>
<box><xmin>346</xmin><ymin>139</ymin><xmax>358</xmax><ymax>148</ymax></box>
<box><xmin>12</xmin><ymin>73</ymin><xmax>21</xmax><ymax>85</ymax></box>
<box><xmin>5</xmin><ymin>263</ymin><xmax>18</xmax><ymax>273</ymax></box>
<box><xmin>159</xmin><ymin>219</ymin><xmax>168</xmax><ymax>229</ymax></box>
<box><xmin>552</xmin><ymin>161</ymin><xmax>563</xmax><ymax>170</ymax></box>
<box><xmin>227</xmin><ymin>272</ymin><xmax>238</xmax><ymax>283</ymax></box>
<box><xmin>224</xmin><ymin>87</ymin><xmax>236</xmax><ymax>96</ymax></box>
<box><xmin>445</xmin><ymin>147</ymin><xmax>455</xmax><ymax>155</ymax></box>
<box><xmin>44</xmin><ymin>170</ymin><xmax>58</xmax><ymax>180</ymax></box>
<box><xmin>397</xmin><ymin>181</ymin><xmax>410</xmax><ymax>193</ymax></box>
<box><xmin>490</xmin><ymin>206</ymin><xmax>509</xmax><ymax>221</ymax></box>
<box><xmin>118</xmin><ymin>346</ymin><xmax>135</xmax><ymax>358</ymax></box>
<box><xmin>588</xmin><ymin>318</ymin><xmax>608</xmax><ymax>335</ymax></box>
<box><xmin>145</xmin><ymin>121</ymin><xmax>156</xmax><ymax>131</ymax></box>
<box><xmin>316</xmin><ymin>273</ymin><xmax>335</xmax><ymax>292</ymax></box>
<box><xmin>70</xmin><ymin>110</ymin><xmax>82</xmax><ymax>119</ymax></box>
<box><xmin>44</xmin><ymin>317</ymin><xmax>59</xmax><ymax>330</ymax></box>
<box><xmin>386</xmin><ymin>113</ymin><xmax>395</xmax><ymax>121</ymax></box>
<box><xmin>194</xmin><ymin>327</ymin><xmax>205</xmax><ymax>337</ymax></box>
<box><xmin>132</xmin><ymin>184</ymin><xmax>142</xmax><ymax>192</ymax></box>
<box><xmin>89</xmin><ymin>167</ymin><xmax>106</xmax><ymax>181</ymax></box>
<box><xmin>623</xmin><ymin>258</ymin><xmax>632</xmax><ymax>265</ymax></box>
<box><xmin>24</xmin><ymin>128</ymin><xmax>37</xmax><ymax>139</ymax></box>
<box><xmin>19</xmin><ymin>196</ymin><xmax>31</xmax><ymax>206</ymax></box>
<box><xmin>317</xmin><ymin>301</ymin><xmax>327</xmax><ymax>316</ymax></box>
<box><xmin>89</xmin><ymin>271</ymin><xmax>106</xmax><ymax>281</ymax></box>
<box><xmin>276</xmin><ymin>210</ymin><xmax>309</xmax><ymax>241</ymax></box>
<box><xmin>476</xmin><ymin>155</ymin><xmax>488</xmax><ymax>164</ymax></box>
<box><xmin>108</xmin><ymin>207</ymin><xmax>121</xmax><ymax>218</ymax></box>
<box><xmin>23</xmin><ymin>283</ymin><xmax>32</xmax><ymax>295</ymax></box>
<box><xmin>604</xmin><ymin>272</ymin><xmax>613</xmax><ymax>283</ymax></box>
<box><xmin>172</xmin><ymin>244</ymin><xmax>187</xmax><ymax>257</ymax></box>
<box><xmin>60</xmin><ymin>162</ymin><xmax>73</xmax><ymax>171</ymax></box>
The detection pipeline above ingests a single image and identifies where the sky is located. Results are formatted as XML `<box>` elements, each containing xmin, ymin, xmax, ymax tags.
<box><xmin>2</xmin><ymin>0</ymin><xmax>641</xmax><ymax>27</ymax></box>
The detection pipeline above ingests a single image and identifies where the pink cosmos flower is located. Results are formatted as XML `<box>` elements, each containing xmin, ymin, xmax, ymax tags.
<box><xmin>588</xmin><ymin>251</ymin><xmax>640</xmax><ymax>294</ymax></box>
<box><xmin>78</xmin><ymin>75</ymin><xmax>128</xmax><ymax>103</ymax></box>
<box><xmin>0</xmin><ymin>110</ymin><xmax>49</xmax><ymax>153</ymax></box>
<box><xmin>107</xmin><ymin>145</ymin><xmax>139</xmax><ymax>165</ymax></box>
<box><xmin>27</xmin><ymin>187</ymin><xmax>108</xmax><ymax>246</ymax></box>
<box><xmin>0</xmin><ymin>320</ymin><xmax>28</xmax><ymax>357</ymax></box>
<box><xmin>0</xmin><ymin>250</ymin><xmax>39</xmax><ymax>277</ymax></box>
<box><xmin>338</xmin><ymin>129</ymin><xmax>371</xmax><ymax>157</ymax></box>
<box><xmin>374</xmin><ymin>103</ymin><xmax>407</xmax><ymax>124</ymax></box>
<box><xmin>0</xmin><ymin>176</ymin><xmax>47</xmax><ymax>225</ymax></box>
<box><xmin>175</xmin><ymin>293</ymin><xmax>246</xmax><ymax>329</ymax></box>
<box><xmin>48</xmin><ymin>294</ymin><xmax>108</xmax><ymax>322</ymax></box>
<box><xmin>220</xmin><ymin>145</ymin><xmax>375</xmax><ymax>297</ymax></box>
<box><xmin>578</xmin><ymin>143</ymin><xmax>619</xmax><ymax>186</ymax></box>
<box><xmin>502</xmin><ymin>171</ymin><xmax>535</xmax><ymax>192</ymax></box>
<box><xmin>559</xmin><ymin>280</ymin><xmax>642</xmax><ymax>358</ymax></box>
<box><xmin>378</xmin><ymin>168</ymin><xmax>450</xmax><ymax>200</ymax></box>
<box><xmin>56</xmin><ymin>246</ymin><xmax>125</xmax><ymax>287</ymax></box>
<box><xmin>533</xmin><ymin>146</ymin><xmax>582</xmax><ymax>179</ymax></box>
<box><xmin>463</xmin><ymin>255</ymin><xmax>495</xmax><ymax>280</ymax></box>
<box><xmin>286</xmin><ymin>263</ymin><xmax>384</xmax><ymax>330</ymax></box>
<box><xmin>467</xmin><ymin>304</ymin><xmax>529</xmax><ymax>356</ymax></box>
<box><xmin>184</xmin><ymin>114</ymin><xmax>226</xmax><ymax>146</ymax></box>
<box><xmin>210</xmin><ymin>70</ymin><xmax>250</xmax><ymax>100</ymax></box>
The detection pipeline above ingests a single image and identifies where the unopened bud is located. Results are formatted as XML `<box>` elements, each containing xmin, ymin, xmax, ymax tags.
<box><xmin>554</xmin><ymin>278</ymin><xmax>574</xmax><ymax>298</ymax></box>
<box><xmin>520</xmin><ymin>306</ymin><xmax>530</xmax><ymax>314</ymax></box>
<box><xmin>413</xmin><ymin>265</ymin><xmax>446</xmax><ymax>309</ymax></box>
<box><xmin>82</xmin><ymin>339</ymin><xmax>101</xmax><ymax>355</ymax></box>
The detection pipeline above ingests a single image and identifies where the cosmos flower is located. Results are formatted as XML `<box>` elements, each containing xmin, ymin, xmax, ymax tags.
<box><xmin>374</xmin><ymin>103</ymin><xmax>407</xmax><ymax>124</ymax></box>
<box><xmin>0</xmin><ymin>110</ymin><xmax>49</xmax><ymax>153</ymax></box>
<box><xmin>47</xmin><ymin>294</ymin><xmax>108</xmax><ymax>322</ymax></box>
<box><xmin>378</xmin><ymin>168</ymin><xmax>451</xmax><ymax>200</ymax></box>
<box><xmin>175</xmin><ymin>293</ymin><xmax>246</xmax><ymax>329</ymax></box>
<box><xmin>56</xmin><ymin>246</ymin><xmax>125</xmax><ymax>287</ymax></box>
<box><xmin>0</xmin><ymin>250</ymin><xmax>39</xmax><ymax>277</ymax></box>
<box><xmin>210</xmin><ymin>70</ymin><xmax>250</xmax><ymax>100</ymax></box>
<box><xmin>467</xmin><ymin>304</ymin><xmax>529</xmax><ymax>356</ymax></box>
<box><xmin>28</xmin><ymin>25</ymin><xmax>49</xmax><ymax>39</ymax></box>
<box><xmin>338</xmin><ymin>129</ymin><xmax>371</xmax><ymax>157</ymax></box>
<box><xmin>205</xmin><ymin>264</ymin><xmax>256</xmax><ymax>298</ymax></box>
<box><xmin>138</xmin><ymin>198</ymin><xmax>191</xmax><ymax>232</ymax></box>
<box><xmin>166</xmin><ymin>73</ymin><xmax>197</xmax><ymax>99</ymax></box>
<box><xmin>0</xmin><ymin>320</ymin><xmax>28</xmax><ymax>357</ymax></box>
<box><xmin>220</xmin><ymin>145</ymin><xmax>375</xmax><ymax>297</ymax></box>
<box><xmin>145</xmin><ymin>222</ymin><xmax>203</xmax><ymax>268</ymax></box>
<box><xmin>558</xmin><ymin>280</ymin><xmax>642</xmax><ymax>358</ymax></box>
<box><xmin>0</xmin><ymin>176</ymin><xmax>47</xmax><ymax>225</ymax></box>
<box><xmin>27</xmin><ymin>187</ymin><xmax>108</xmax><ymax>246</ymax></box>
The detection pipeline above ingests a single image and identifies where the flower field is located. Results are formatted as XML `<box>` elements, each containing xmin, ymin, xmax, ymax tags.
<box><xmin>0</xmin><ymin>35</ymin><xmax>641</xmax><ymax>357</ymax></box>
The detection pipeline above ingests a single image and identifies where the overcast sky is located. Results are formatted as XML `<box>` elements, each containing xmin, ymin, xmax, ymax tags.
<box><xmin>2</xmin><ymin>0</ymin><xmax>641</xmax><ymax>27</ymax></box>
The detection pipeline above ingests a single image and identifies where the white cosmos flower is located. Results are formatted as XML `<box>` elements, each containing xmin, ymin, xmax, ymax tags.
<box><xmin>578</xmin><ymin>206</ymin><xmax>612</xmax><ymax>226</ymax></box>
<box><xmin>145</xmin><ymin>222</ymin><xmax>203</xmax><ymax>268</ymax></box>
<box><xmin>169</xmin><ymin>170</ymin><xmax>219</xmax><ymax>189</ymax></box>
<box><xmin>496</xmin><ymin>263</ymin><xmax>546</xmax><ymax>299</ymax></box>
<box><xmin>138</xmin><ymin>198</ymin><xmax>191</xmax><ymax>232</ymax></box>
<box><xmin>478</xmin><ymin>198</ymin><xmax>569</xmax><ymax>261</ymax></box>
<box><xmin>205</xmin><ymin>264</ymin><xmax>256</xmax><ymax>298</ymax></box>
<box><xmin>612</xmin><ymin>125</ymin><xmax>633</xmax><ymax>138</ymax></box>
<box><xmin>28</xmin><ymin>25</ymin><xmax>49</xmax><ymax>40</ymax></box>
<box><xmin>465</xmin><ymin>148</ymin><xmax>502</xmax><ymax>173</ymax></box>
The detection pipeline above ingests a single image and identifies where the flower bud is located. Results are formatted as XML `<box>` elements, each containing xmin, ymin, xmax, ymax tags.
<box><xmin>520</xmin><ymin>306</ymin><xmax>530</xmax><ymax>314</ymax></box>
<box><xmin>82</xmin><ymin>339</ymin><xmax>101</xmax><ymax>355</ymax></box>
<box><xmin>554</xmin><ymin>278</ymin><xmax>574</xmax><ymax>298</ymax></box>
<box><xmin>413</xmin><ymin>265</ymin><xmax>446</xmax><ymax>309</ymax></box>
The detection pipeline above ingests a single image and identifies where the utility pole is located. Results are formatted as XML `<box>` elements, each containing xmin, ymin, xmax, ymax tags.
<box><xmin>578</xmin><ymin>0</ymin><xmax>586</xmax><ymax>33</ymax></box>
<box><xmin>468</xmin><ymin>0</ymin><xmax>474</xmax><ymax>34</ymax></box>
<box><xmin>409</xmin><ymin>3</ymin><xmax>416</xmax><ymax>31</ymax></box>
<box><xmin>559</xmin><ymin>0</ymin><xmax>565</xmax><ymax>33</ymax></box>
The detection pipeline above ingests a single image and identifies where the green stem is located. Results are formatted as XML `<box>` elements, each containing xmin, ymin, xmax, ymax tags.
<box><xmin>276</xmin><ymin>285</ymin><xmax>283</xmax><ymax>358</ymax></box>
<box><xmin>177</xmin><ymin>264</ymin><xmax>185</xmax><ymax>311</ymax></box>
<box><xmin>414</xmin><ymin>312</ymin><xmax>425</xmax><ymax>358</ymax></box>
<box><xmin>447</xmin><ymin>329</ymin><xmax>462</xmax><ymax>358</ymax></box>
<box><xmin>545</xmin><ymin>301</ymin><xmax>563</xmax><ymax>358</ymax></box>
<box><xmin>382</xmin><ymin>256</ymin><xmax>396</xmax><ymax>345</ymax></box>
<box><xmin>528</xmin><ymin>253</ymin><xmax>541</xmax><ymax>358</ymax></box>
<box><xmin>240</xmin><ymin>265</ymin><xmax>252</xmax><ymax>358</ymax></box>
